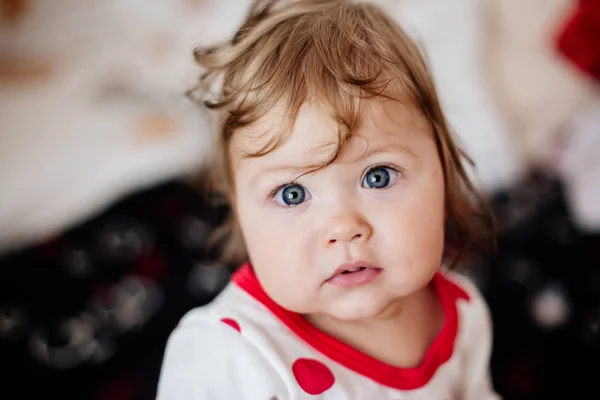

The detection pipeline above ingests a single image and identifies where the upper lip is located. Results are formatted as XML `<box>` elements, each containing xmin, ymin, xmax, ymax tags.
<box><xmin>328</xmin><ymin>260</ymin><xmax>380</xmax><ymax>280</ymax></box>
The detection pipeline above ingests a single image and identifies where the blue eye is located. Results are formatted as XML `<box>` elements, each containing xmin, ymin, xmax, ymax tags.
<box><xmin>362</xmin><ymin>166</ymin><xmax>399</xmax><ymax>189</ymax></box>
<box><xmin>274</xmin><ymin>184</ymin><xmax>310</xmax><ymax>206</ymax></box>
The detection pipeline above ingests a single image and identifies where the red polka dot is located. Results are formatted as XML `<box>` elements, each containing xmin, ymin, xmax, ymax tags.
<box><xmin>292</xmin><ymin>358</ymin><xmax>335</xmax><ymax>395</ymax></box>
<box><xmin>220</xmin><ymin>318</ymin><xmax>241</xmax><ymax>332</ymax></box>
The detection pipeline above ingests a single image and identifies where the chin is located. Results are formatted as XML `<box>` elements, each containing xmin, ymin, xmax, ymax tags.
<box><xmin>327</xmin><ymin>297</ymin><xmax>391</xmax><ymax>322</ymax></box>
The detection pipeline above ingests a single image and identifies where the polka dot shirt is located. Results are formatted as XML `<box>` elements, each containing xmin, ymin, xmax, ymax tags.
<box><xmin>157</xmin><ymin>264</ymin><xmax>501</xmax><ymax>399</ymax></box>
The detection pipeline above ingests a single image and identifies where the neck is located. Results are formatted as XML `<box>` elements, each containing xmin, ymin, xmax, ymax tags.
<box><xmin>305</xmin><ymin>283</ymin><xmax>444</xmax><ymax>368</ymax></box>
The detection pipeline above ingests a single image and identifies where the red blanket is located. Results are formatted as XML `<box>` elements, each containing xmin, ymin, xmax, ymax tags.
<box><xmin>556</xmin><ymin>0</ymin><xmax>600</xmax><ymax>83</ymax></box>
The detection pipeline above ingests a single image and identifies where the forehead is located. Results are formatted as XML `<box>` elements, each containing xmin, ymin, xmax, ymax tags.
<box><xmin>230</xmin><ymin>99</ymin><xmax>433</xmax><ymax>173</ymax></box>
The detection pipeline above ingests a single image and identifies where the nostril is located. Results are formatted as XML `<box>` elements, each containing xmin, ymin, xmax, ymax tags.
<box><xmin>329</xmin><ymin>239</ymin><xmax>337</xmax><ymax>244</ymax></box>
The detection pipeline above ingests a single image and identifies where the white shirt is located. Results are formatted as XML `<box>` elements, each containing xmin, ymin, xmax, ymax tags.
<box><xmin>157</xmin><ymin>264</ymin><xmax>501</xmax><ymax>399</ymax></box>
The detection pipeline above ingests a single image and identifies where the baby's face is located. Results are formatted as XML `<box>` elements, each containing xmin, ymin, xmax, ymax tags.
<box><xmin>230</xmin><ymin>100</ymin><xmax>445</xmax><ymax>322</ymax></box>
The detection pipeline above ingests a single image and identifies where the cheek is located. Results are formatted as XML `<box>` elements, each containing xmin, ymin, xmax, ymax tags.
<box><xmin>381</xmin><ymin>175</ymin><xmax>446</xmax><ymax>259</ymax></box>
<box><xmin>235</xmin><ymin>199</ymin><xmax>277</xmax><ymax>261</ymax></box>
<box><xmin>384</xmin><ymin>200</ymin><xmax>445</xmax><ymax>254</ymax></box>
<box><xmin>235</xmin><ymin>187</ymin><xmax>314</xmax><ymax>256</ymax></box>
<box><xmin>234</xmin><ymin>198</ymin><xmax>317</xmax><ymax>312</ymax></box>
<box><xmin>412</xmin><ymin>174</ymin><xmax>446</xmax><ymax>247</ymax></box>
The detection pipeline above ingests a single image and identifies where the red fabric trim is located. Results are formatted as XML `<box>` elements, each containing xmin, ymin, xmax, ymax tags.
<box><xmin>232</xmin><ymin>263</ymin><xmax>470</xmax><ymax>390</ymax></box>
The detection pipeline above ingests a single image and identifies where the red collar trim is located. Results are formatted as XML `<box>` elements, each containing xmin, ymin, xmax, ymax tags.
<box><xmin>232</xmin><ymin>263</ymin><xmax>470</xmax><ymax>390</ymax></box>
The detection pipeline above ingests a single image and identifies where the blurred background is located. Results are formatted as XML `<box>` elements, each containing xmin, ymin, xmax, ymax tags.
<box><xmin>0</xmin><ymin>0</ymin><xmax>599</xmax><ymax>399</ymax></box>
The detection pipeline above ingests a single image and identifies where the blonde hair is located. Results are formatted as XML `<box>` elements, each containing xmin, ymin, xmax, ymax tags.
<box><xmin>188</xmin><ymin>0</ymin><xmax>495</xmax><ymax>268</ymax></box>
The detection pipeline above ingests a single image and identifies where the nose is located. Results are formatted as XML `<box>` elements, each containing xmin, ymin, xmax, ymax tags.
<box><xmin>322</xmin><ymin>210</ymin><xmax>372</xmax><ymax>246</ymax></box>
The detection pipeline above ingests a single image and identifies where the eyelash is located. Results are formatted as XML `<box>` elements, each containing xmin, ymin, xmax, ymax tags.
<box><xmin>268</xmin><ymin>180</ymin><xmax>299</xmax><ymax>200</ymax></box>
<box><xmin>268</xmin><ymin>163</ymin><xmax>404</xmax><ymax>200</ymax></box>
<box><xmin>362</xmin><ymin>163</ymin><xmax>404</xmax><ymax>183</ymax></box>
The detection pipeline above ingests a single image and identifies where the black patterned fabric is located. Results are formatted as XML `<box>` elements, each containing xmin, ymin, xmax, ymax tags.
<box><xmin>482</xmin><ymin>172</ymin><xmax>600</xmax><ymax>399</ymax></box>
<box><xmin>0</xmin><ymin>180</ymin><xmax>233</xmax><ymax>400</ymax></box>
<box><xmin>0</xmin><ymin>173</ymin><xmax>599</xmax><ymax>399</ymax></box>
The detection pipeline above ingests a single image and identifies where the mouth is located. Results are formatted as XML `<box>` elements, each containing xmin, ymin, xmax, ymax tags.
<box><xmin>326</xmin><ymin>261</ymin><xmax>382</xmax><ymax>288</ymax></box>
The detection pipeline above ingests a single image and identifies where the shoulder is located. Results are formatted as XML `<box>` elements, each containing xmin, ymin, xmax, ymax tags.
<box><xmin>156</xmin><ymin>284</ymin><xmax>288</xmax><ymax>399</ymax></box>
<box><xmin>443</xmin><ymin>269</ymin><xmax>490</xmax><ymax>315</ymax></box>
<box><xmin>439</xmin><ymin>270</ymin><xmax>494</xmax><ymax>340</ymax></box>
<box><xmin>442</xmin><ymin>273</ymin><xmax>502</xmax><ymax>399</ymax></box>
<box><xmin>442</xmin><ymin>270</ymin><xmax>495</xmax><ymax>351</ymax></box>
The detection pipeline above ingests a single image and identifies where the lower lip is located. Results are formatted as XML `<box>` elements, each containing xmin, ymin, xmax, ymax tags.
<box><xmin>327</xmin><ymin>268</ymin><xmax>382</xmax><ymax>288</ymax></box>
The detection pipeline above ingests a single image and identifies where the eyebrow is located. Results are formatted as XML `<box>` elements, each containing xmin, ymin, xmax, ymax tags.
<box><xmin>359</xmin><ymin>143</ymin><xmax>417</xmax><ymax>159</ymax></box>
<box><xmin>247</xmin><ymin>143</ymin><xmax>416</xmax><ymax>188</ymax></box>
<box><xmin>248</xmin><ymin>164</ymin><xmax>316</xmax><ymax>188</ymax></box>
